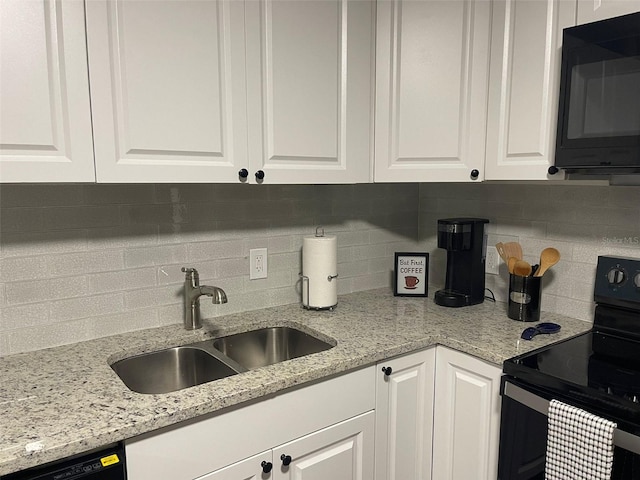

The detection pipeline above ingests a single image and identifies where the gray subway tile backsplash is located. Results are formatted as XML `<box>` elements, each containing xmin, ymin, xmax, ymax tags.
<box><xmin>1</xmin><ymin>182</ymin><xmax>639</xmax><ymax>355</ymax></box>
<box><xmin>418</xmin><ymin>183</ymin><xmax>640</xmax><ymax>322</ymax></box>
<box><xmin>0</xmin><ymin>184</ymin><xmax>420</xmax><ymax>354</ymax></box>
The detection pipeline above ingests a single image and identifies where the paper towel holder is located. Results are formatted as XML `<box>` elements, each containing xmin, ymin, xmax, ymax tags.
<box><xmin>299</xmin><ymin>273</ymin><xmax>338</xmax><ymax>310</ymax></box>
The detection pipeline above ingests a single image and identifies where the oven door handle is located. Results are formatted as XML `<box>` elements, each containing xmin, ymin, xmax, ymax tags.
<box><xmin>504</xmin><ymin>381</ymin><xmax>640</xmax><ymax>456</ymax></box>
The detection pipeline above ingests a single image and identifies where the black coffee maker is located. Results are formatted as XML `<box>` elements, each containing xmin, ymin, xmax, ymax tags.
<box><xmin>434</xmin><ymin>218</ymin><xmax>489</xmax><ymax>308</ymax></box>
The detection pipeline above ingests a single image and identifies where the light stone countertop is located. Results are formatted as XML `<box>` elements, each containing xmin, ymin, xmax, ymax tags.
<box><xmin>0</xmin><ymin>288</ymin><xmax>591</xmax><ymax>476</ymax></box>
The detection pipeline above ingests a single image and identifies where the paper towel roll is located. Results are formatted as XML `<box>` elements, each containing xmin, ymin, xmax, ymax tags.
<box><xmin>302</xmin><ymin>234</ymin><xmax>337</xmax><ymax>309</ymax></box>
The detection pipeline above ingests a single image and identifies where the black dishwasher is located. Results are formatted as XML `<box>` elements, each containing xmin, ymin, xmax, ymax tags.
<box><xmin>4</xmin><ymin>443</ymin><xmax>126</xmax><ymax>480</ymax></box>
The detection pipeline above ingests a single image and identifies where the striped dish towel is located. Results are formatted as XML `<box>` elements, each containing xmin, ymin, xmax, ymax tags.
<box><xmin>545</xmin><ymin>399</ymin><xmax>616</xmax><ymax>480</ymax></box>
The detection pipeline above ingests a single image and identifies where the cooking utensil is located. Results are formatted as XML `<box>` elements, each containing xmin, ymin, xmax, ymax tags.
<box><xmin>503</xmin><ymin>242</ymin><xmax>523</xmax><ymax>261</ymax></box>
<box><xmin>495</xmin><ymin>243</ymin><xmax>509</xmax><ymax>263</ymax></box>
<box><xmin>508</xmin><ymin>257</ymin><xmax>518</xmax><ymax>274</ymax></box>
<box><xmin>513</xmin><ymin>260</ymin><xmax>533</xmax><ymax>277</ymax></box>
<box><xmin>521</xmin><ymin>322</ymin><xmax>561</xmax><ymax>340</ymax></box>
<box><xmin>508</xmin><ymin>274</ymin><xmax>542</xmax><ymax>322</ymax></box>
<box><xmin>534</xmin><ymin>247</ymin><xmax>560</xmax><ymax>277</ymax></box>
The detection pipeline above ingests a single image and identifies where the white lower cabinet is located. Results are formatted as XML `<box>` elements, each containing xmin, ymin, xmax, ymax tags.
<box><xmin>200</xmin><ymin>411</ymin><xmax>374</xmax><ymax>480</ymax></box>
<box><xmin>273</xmin><ymin>411</ymin><xmax>374</xmax><ymax>480</ymax></box>
<box><xmin>196</xmin><ymin>450</ymin><xmax>272</xmax><ymax>480</ymax></box>
<box><xmin>375</xmin><ymin>348</ymin><xmax>436</xmax><ymax>480</ymax></box>
<box><xmin>375</xmin><ymin>346</ymin><xmax>501</xmax><ymax>480</ymax></box>
<box><xmin>126</xmin><ymin>347</ymin><xmax>502</xmax><ymax>480</ymax></box>
<box><xmin>125</xmin><ymin>366</ymin><xmax>375</xmax><ymax>480</ymax></box>
<box><xmin>432</xmin><ymin>347</ymin><xmax>502</xmax><ymax>480</ymax></box>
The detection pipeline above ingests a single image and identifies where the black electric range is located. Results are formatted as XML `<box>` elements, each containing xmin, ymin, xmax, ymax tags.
<box><xmin>498</xmin><ymin>255</ymin><xmax>640</xmax><ymax>479</ymax></box>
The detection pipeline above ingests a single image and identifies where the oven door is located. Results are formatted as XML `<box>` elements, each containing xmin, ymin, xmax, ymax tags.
<box><xmin>498</xmin><ymin>378</ymin><xmax>640</xmax><ymax>480</ymax></box>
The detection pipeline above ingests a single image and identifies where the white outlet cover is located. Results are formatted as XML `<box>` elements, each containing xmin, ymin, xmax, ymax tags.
<box><xmin>250</xmin><ymin>248</ymin><xmax>268</xmax><ymax>280</ymax></box>
<box><xmin>486</xmin><ymin>248</ymin><xmax>500</xmax><ymax>275</ymax></box>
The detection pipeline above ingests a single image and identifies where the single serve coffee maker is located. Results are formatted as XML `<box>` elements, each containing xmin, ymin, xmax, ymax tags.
<box><xmin>434</xmin><ymin>218</ymin><xmax>489</xmax><ymax>308</ymax></box>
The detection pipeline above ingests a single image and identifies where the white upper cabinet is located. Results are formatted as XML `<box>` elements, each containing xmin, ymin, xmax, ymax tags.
<box><xmin>577</xmin><ymin>0</ymin><xmax>640</xmax><ymax>23</ymax></box>
<box><xmin>85</xmin><ymin>0</ymin><xmax>373</xmax><ymax>184</ymax></box>
<box><xmin>244</xmin><ymin>0</ymin><xmax>374</xmax><ymax>184</ymax></box>
<box><xmin>0</xmin><ymin>0</ymin><xmax>95</xmax><ymax>183</ymax></box>
<box><xmin>85</xmin><ymin>0</ymin><xmax>248</xmax><ymax>183</ymax></box>
<box><xmin>374</xmin><ymin>0</ymin><xmax>492</xmax><ymax>182</ymax></box>
<box><xmin>484</xmin><ymin>0</ymin><xmax>576</xmax><ymax>180</ymax></box>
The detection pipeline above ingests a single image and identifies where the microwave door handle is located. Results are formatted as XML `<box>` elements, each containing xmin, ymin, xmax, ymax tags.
<box><xmin>503</xmin><ymin>381</ymin><xmax>640</xmax><ymax>456</ymax></box>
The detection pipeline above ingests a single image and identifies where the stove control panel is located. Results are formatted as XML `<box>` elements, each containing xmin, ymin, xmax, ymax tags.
<box><xmin>595</xmin><ymin>256</ymin><xmax>640</xmax><ymax>309</ymax></box>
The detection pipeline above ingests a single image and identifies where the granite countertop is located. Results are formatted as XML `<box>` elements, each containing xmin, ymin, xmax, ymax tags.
<box><xmin>0</xmin><ymin>288</ymin><xmax>591</xmax><ymax>475</ymax></box>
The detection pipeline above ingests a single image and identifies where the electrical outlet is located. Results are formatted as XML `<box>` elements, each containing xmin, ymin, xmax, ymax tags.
<box><xmin>486</xmin><ymin>248</ymin><xmax>500</xmax><ymax>275</ymax></box>
<box><xmin>250</xmin><ymin>248</ymin><xmax>267</xmax><ymax>280</ymax></box>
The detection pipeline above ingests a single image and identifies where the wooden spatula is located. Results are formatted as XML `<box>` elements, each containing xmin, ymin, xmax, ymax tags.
<box><xmin>503</xmin><ymin>242</ymin><xmax>523</xmax><ymax>261</ymax></box>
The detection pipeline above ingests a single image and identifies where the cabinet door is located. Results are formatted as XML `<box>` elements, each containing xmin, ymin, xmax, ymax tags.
<box><xmin>577</xmin><ymin>0</ymin><xmax>640</xmax><ymax>23</ymax></box>
<box><xmin>0</xmin><ymin>0</ymin><xmax>95</xmax><ymax>182</ymax></box>
<box><xmin>485</xmin><ymin>0</ymin><xmax>575</xmax><ymax>180</ymax></box>
<box><xmin>374</xmin><ymin>0</ymin><xmax>491</xmax><ymax>182</ymax></box>
<box><xmin>126</xmin><ymin>366</ymin><xmax>375</xmax><ymax>480</ymax></box>
<box><xmin>85</xmin><ymin>0</ymin><xmax>248</xmax><ymax>183</ymax></box>
<box><xmin>375</xmin><ymin>348</ymin><xmax>436</xmax><ymax>480</ymax></box>
<box><xmin>273</xmin><ymin>411</ymin><xmax>375</xmax><ymax>480</ymax></box>
<box><xmin>244</xmin><ymin>0</ymin><xmax>374</xmax><ymax>184</ymax></box>
<box><xmin>432</xmin><ymin>347</ymin><xmax>502</xmax><ymax>480</ymax></box>
<box><xmin>196</xmin><ymin>451</ymin><xmax>272</xmax><ymax>480</ymax></box>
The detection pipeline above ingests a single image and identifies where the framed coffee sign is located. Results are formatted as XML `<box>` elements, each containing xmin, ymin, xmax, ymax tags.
<box><xmin>394</xmin><ymin>252</ymin><xmax>429</xmax><ymax>297</ymax></box>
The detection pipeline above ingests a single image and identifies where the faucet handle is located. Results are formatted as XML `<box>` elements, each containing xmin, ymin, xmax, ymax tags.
<box><xmin>182</xmin><ymin>267</ymin><xmax>200</xmax><ymax>287</ymax></box>
<box><xmin>181</xmin><ymin>267</ymin><xmax>199</xmax><ymax>281</ymax></box>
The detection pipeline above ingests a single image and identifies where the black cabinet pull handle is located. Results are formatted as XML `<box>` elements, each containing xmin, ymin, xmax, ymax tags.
<box><xmin>261</xmin><ymin>461</ymin><xmax>273</xmax><ymax>473</ymax></box>
<box><xmin>238</xmin><ymin>168</ymin><xmax>249</xmax><ymax>179</ymax></box>
<box><xmin>281</xmin><ymin>454</ymin><xmax>292</xmax><ymax>466</ymax></box>
<box><xmin>255</xmin><ymin>170</ymin><xmax>265</xmax><ymax>180</ymax></box>
<box><xmin>548</xmin><ymin>166</ymin><xmax>559</xmax><ymax>175</ymax></box>
<box><xmin>382</xmin><ymin>366</ymin><xmax>392</xmax><ymax>376</ymax></box>
<box><xmin>470</xmin><ymin>169</ymin><xmax>480</xmax><ymax>179</ymax></box>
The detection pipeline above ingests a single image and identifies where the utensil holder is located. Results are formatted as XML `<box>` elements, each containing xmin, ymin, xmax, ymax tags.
<box><xmin>508</xmin><ymin>274</ymin><xmax>542</xmax><ymax>322</ymax></box>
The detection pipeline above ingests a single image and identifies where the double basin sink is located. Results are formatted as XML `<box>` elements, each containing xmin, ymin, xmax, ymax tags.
<box><xmin>111</xmin><ymin>326</ymin><xmax>334</xmax><ymax>394</ymax></box>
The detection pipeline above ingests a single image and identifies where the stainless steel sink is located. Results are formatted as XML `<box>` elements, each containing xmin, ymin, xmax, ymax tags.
<box><xmin>212</xmin><ymin>326</ymin><xmax>334</xmax><ymax>370</ymax></box>
<box><xmin>112</xmin><ymin>326</ymin><xmax>334</xmax><ymax>394</ymax></box>
<box><xmin>111</xmin><ymin>344</ymin><xmax>242</xmax><ymax>394</ymax></box>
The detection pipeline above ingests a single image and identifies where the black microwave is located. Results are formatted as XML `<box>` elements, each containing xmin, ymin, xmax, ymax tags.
<box><xmin>554</xmin><ymin>11</ymin><xmax>640</xmax><ymax>177</ymax></box>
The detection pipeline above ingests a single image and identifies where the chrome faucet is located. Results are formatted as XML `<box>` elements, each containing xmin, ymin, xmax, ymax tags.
<box><xmin>181</xmin><ymin>267</ymin><xmax>227</xmax><ymax>330</ymax></box>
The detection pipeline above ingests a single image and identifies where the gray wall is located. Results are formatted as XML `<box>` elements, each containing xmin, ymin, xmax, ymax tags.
<box><xmin>0</xmin><ymin>184</ymin><xmax>419</xmax><ymax>355</ymax></box>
